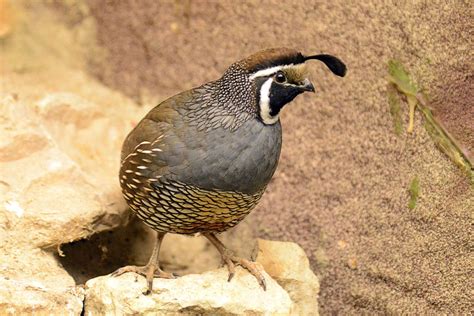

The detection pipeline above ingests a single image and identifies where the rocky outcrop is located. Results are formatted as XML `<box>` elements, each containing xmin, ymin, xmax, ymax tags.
<box><xmin>0</xmin><ymin>3</ymin><xmax>145</xmax><ymax>305</ymax></box>
<box><xmin>85</xmin><ymin>268</ymin><xmax>293</xmax><ymax>315</ymax></box>
<box><xmin>84</xmin><ymin>239</ymin><xmax>320</xmax><ymax>315</ymax></box>
<box><xmin>0</xmin><ymin>273</ymin><xmax>84</xmax><ymax>315</ymax></box>
<box><xmin>0</xmin><ymin>70</ymin><xmax>145</xmax><ymax>313</ymax></box>
<box><xmin>257</xmin><ymin>239</ymin><xmax>320</xmax><ymax>315</ymax></box>
<box><xmin>0</xmin><ymin>91</ymin><xmax>133</xmax><ymax>314</ymax></box>
<box><xmin>0</xmin><ymin>0</ymin><xmax>144</xmax><ymax>311</ymax></box>
<box><xmin>0</xmin><ymin>94</ymin><xmax>132</xmax><ymax>248</ymax></box>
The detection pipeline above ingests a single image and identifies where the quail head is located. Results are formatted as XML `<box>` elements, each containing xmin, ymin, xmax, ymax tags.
<box><xmin>113</xmin><ymin>47</ymin><xmax>346</xmax><ymax>293</ymax></box>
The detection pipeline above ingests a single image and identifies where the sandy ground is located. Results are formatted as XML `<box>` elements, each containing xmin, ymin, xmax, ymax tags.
<box><xmin>3</xmin><ymin>1</ymin><xmax>472</xmax><ymax>314</ymax></box>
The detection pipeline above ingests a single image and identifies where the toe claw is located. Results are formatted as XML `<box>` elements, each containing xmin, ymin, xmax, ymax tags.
<box><xmin>261</xmin><ymin>278</ymin><xmax>267</xmax><ymax>291</ymax></box>
<box><xmin>110</xmin><ymin>266</ymin><xmax>134</xmax><ymax>278</ymax></box>
<box><xmin>220</xmin><ymin>255</ymin><xmax>268</xmax><ymax>290</ymax></box>
<box><xmin>111</xmin><ymin>265</ymin><xmax>175</xmax><ymax>294</ymax></box>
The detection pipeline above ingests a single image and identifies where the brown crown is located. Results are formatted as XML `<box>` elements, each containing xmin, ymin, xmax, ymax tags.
<box><xmin>239</xmin><ymin>48</ymin><xmax>305</xmax><ymax>73</ymax></box>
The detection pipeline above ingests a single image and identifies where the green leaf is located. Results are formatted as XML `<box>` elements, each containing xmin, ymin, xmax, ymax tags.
<box><xmin>388</xmin><ymin>60</ymin><xmax>419</xmax><ymax>96</ymax></box>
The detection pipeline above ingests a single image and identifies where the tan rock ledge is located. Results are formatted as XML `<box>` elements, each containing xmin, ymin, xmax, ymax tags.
<box><xmin>257</xmin><ymin>239</ymin><xmax>320</xmax><ymax>315</ymax></box>
<box><xmin>0</xmin><ymin>276</ymin><xmax>85</xmax><ymax>315</ymax></box>
<box><xmin>85</xmin><ymin>268</ymin><xmax>293</xmax><ymax>315</ymax></box>
<box><xmin>84</xmin><ymin>239</ymin><xmax>320</xmax><ymax>315</ymax></box>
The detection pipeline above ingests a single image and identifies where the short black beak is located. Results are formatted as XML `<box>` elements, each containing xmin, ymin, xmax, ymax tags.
<box><xmin>299</xmin><ymin>78</ymin><xmax>315</xmax><ymax>93</ymax></box>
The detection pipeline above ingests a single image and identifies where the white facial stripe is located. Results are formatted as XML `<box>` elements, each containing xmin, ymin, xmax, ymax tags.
<box><xmin>259</xmin><ymin>78</ymin><xmax>279</xmax><ymax>125</ymax></box>
<box><xmin>249</xmin><ymin>65</ymin><xmax>287</xmax><ymax>80</ymax></box>
<box><xmin>249</xmin><ymin>63</ymin><xmax>303</xmax><ymax>80</ymax></box>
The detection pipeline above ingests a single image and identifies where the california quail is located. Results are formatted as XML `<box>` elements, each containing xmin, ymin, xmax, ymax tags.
<box><xmin>113</xmin><ymin>48</ymin><xmax>346</xmax><ymax>293</ymax></box>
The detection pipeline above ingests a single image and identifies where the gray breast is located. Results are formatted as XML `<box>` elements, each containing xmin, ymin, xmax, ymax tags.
<box><xmin>164</xmin><ymin>118</ymin><xmax>282</xmax><ymax>195</ymax></box>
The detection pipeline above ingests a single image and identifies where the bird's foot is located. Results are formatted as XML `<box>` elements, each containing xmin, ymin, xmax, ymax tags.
<box><xmin>111</xmin><ymin>264</ymin><xmax>175</xmax><ymax>279</ymax></box>
<box><xmin>220</xmin><ymin>251</ymin><xmax>266</xmax><ymax>291</ymax></box>
<box><xmin>111</xmin><ymin>264</ymin><xmax>175</xmax><ymax>294</ymax></box>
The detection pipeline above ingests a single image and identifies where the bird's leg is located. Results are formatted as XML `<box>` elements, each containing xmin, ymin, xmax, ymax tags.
<box><xmin>111</xmin><ymin>232</ymin><xmax>175</xmax><ymax>294</ymax></box>
<box><xmin>203</xmin><ymin>233</ymin><xmax>266</xmax><ymax>290</ymax></box>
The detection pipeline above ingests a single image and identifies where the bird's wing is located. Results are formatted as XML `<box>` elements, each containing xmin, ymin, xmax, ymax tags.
<box><xmin>120</xmin><ymin>90</ymin><xmax>197</xmax><ymax>182</ymax></box>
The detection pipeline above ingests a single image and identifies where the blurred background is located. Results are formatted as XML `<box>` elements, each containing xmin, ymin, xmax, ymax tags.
<box><xmin>1</xmin><ymin>0</ymin><xmax>472</xmax><ymax>314</ymax></box>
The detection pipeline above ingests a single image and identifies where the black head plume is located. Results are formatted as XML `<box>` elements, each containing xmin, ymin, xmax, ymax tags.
<box><xmin>304</xmin><ymin>54</ymin><xmax>347</xmax><ymax>77</ymax></box>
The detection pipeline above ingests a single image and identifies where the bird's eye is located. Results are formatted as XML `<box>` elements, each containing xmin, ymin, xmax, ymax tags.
<box><xmin>275</xmin><ymin>71</ymin><xmax>286</xmax><ymax>83</ymax></box>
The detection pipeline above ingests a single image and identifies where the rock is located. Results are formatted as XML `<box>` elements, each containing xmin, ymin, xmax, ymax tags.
<box><xmin>84</xmin><ymin>239</ymin><xmax>320</xmax><ymax>315</ymax></box>
<box><xmin>0</xmin><ymin>276</ymin><xmax>84</xmax><ymax>315</ymax></box>
<box><xmin>0</xmin><ymin>85</ymin><xmax>139</xmax><ymax>313</ymax></box>
<box><xmin>0</xmin><ymin>0</ymin><xmax>15</xmax><ymax>38</ymax></box>
<box><xmin>85</xmin><ymin>268</ymin><xmax>294</xmax><ymax>315</ymax></box>
<box><xmin>0</xmin><ymin>91</ymin><xmax>132</xmax><ymax>314</ymax></box>
<box><xmin>256</xmin><ymin>239</ymin><xmax>320</xmax><ymax>315</ymax></box>
<box><xmin>0</xmin><ymin>248</ymin><xmax>84</xmax><ymax>315</ymax></box>
<box><xmin>0</xmin><ymin>93</ymin><xmax>132</xmax><ymax>248</ymax></box>
<box><xmin>1</xmin><ymin>12</ymin><xmax>142</xmax><ymax>309</ymax></box>
<box><xmin>0</xmin><ymin>90</ymin><xmax>139</xmax><ymax>248</ymax></box>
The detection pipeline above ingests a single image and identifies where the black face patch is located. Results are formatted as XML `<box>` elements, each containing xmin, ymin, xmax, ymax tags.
<box><xmin>268</xmin><ymin>82</ymin><xmax>304</xmax><ymax>116</ymax></box>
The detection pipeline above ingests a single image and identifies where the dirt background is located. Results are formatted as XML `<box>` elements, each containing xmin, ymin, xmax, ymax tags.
<box><xmin>3</xmin><ymin>0</ymin><xmax>473</xmax><ymax>314</ymax></box>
